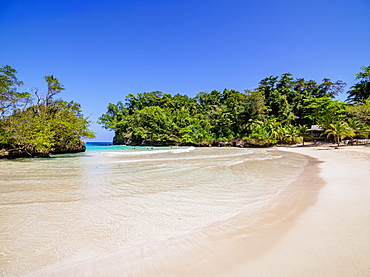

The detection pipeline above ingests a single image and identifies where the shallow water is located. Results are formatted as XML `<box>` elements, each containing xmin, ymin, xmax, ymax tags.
<box><xmin>0</xmin><ymin>146</ymin><xmax>308</xmax><ymax>276</ymax></box>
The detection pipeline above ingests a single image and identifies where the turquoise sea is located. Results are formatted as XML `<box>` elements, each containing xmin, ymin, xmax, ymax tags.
<box><xmin>85</xmin><ymin>141</ymin><xmax>151</xmax><ymax>151</ymax></box>
<box><xmin>0</xmin><ymin>144</ymin><xmax>308</xmax><ymax>276</ymax></box>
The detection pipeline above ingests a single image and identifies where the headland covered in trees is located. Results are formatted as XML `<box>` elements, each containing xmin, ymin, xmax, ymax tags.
<box><xmin>99</xmin><ymin>66</ymin><xmax>370</xmax><ymax>148</ymax></box>
<box><xmin>0</xmin><ymin>65</ymin><xmax>95</xmax><ymax>158</ymax></box>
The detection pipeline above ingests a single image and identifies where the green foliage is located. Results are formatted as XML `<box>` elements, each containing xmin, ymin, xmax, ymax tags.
<box><xmin>4</xmin><ymin>100</ymin><xmax>95</xmax><ymax>156</ymax></box>
<box><xmin>1</xmin><ymin>69</ymin><xmax>95</xmax><ymax>157</ymax></box>
<box><xmin>301</xmin><ymin>97</ymin><xmax>347</xmax><ymax>128</ymax></box>
<box><xmin>245</xmin><ymin>88</ymin><xmax>267</xmax><ymax>121</ymax></box>
<box><xmin>254</xmin><ymin>74</ymin><xmax>345</xmax><ymax>126</ymax></box>
<box><xmin>347</xmin><ymin>99</ymin><xmax>370</xmax><ymax>125</ymax></box>
<box><xmin>245</xmin><ymin>119</ymin><xmax>300</xmax><ymax>144</ymax></box>
<box><xmin>44</xmin><ymin>75</ymin><xmax>65</xmax><ymax>106</ymax></box>
<box><xmin>346</xmin><ymin>118</ymin><xmax>369</xmax><ymax>139</ymax></box>
<box><xmin>347</xmin><ymin>66</ymin><xmax>370</xmax><ymax>103</ymax></box>
<box><xmin>5</xmin><ymin>109</ymin><xmax>56</xmax><ymax>155</ymax></box>
<box><xmin>0</xmin><ymin>65</ymin><xmax>31</xmax><ymax>117</ymax></box>
<box><xmin>324</xmin><ymin>121</ymin><xmax>355</xmax><ymax>147</ymax></box>
<box><xmin>99</xmin><ymin>68</ymin><xmax>369</xmax><ymax>146</ymax></box>
<box><xmin>246</xmin><ymin>119</ymin><xmax>278</xmax><ymax>143</ymax></box>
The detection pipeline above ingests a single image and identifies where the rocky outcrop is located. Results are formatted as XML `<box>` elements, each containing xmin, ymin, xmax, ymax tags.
<box><xmin>0</xmin><ymin>148</ymin><xmax>10</xmax><ymax>158</ymax></box>
<box><xmin>113</xmin><ymin>133</ymin><xmax>133</xmax><ymax>145</ymax></box>
<box><xmin>113</xmin><ymin>134</ymin><xmax>127</xmax><ymax>145</ymax></box>
<box><xmin>0</xmin><ymin>140</ymin><xmax>86</xmax><ymax>159</ymax></box>
<box><xmin>209</xmin><ymin>138</ymin><xmax>274</xmax><ymax>148</ymax></box>
<box><xmin>113</xmin><ymin>133</ymin><xmax>178</xmax><ymax>146</ymax></box>
<box><xmin>52</xmin><ymin>140</ymin><xmax>86</xmax><ymax>154</ymax></box>
<box><xmin>241</xmin><ymin>139</ymin><xmax>275</xmax><ymax>148</ymax></box>
<box><xmin>0</xmin><ymin>145</ymin><xmax>26</xmax><ymax>159</ymax></box>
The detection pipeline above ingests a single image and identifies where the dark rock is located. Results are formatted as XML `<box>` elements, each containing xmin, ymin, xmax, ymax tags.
<box><xmin>113</xmin><ymin>133</ymin><xmax>128</xmax><ymax>145</ymax></box>
<box><xmin>228</xmin><ymin>138</ymin><xmax>245</xmax><ymax>147</ymax></box>
<box><xmin>0</xmin><ymin>140</ymin><xmax>86</xmax><ymax>159</ymax></box>
<box><xmin>0</xmin><ymin>149</ymin><xmax>9</xmax><ymax>158</ymax></box>
<box><xmin>243</xmin><ymin>139</ymin><xmax>275</xmax><ymax>147</ymax></box>
<box><xmin>196</xmin><ymin>141</ymin><xmax>213</xmax><ymax>147</ymax></box>
<box><xmin>52</xmin><ymin>140</ymin><xmax>86</xmax><ymax>154</ymax></box>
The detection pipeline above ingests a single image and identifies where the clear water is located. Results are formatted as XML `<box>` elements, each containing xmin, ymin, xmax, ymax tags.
<box><xmin>0</xmin><ymin>145</ymin><xmax>308</xmax><ymax>275</ymax></box>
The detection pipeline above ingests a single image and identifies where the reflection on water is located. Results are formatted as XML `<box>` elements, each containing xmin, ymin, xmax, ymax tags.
<box><xmin>0</xmin><ymin>146</ymin><xmax>307</xmax><ymax>276</ymax></box>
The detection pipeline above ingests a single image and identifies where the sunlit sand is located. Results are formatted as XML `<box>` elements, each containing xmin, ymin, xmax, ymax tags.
<box><xmin>21</xmin><ymin>145</ymin><xmax>370</xmax><ymax>276</ymax></box>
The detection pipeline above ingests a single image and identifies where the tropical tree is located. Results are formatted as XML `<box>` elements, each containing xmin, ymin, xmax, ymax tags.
<box><xmin>347</xmin><ymin>66</ymin><xmax>370</xmax><ymax>103</ymax></box>
<box><xmin>245</xmin><ymin>119</ymin><xmax>280</xmax><ymax>144</ymax></box>
<box><xmin>246</xmin><ymin>122</ymin><xmax>274</xmax><ymax>143</ymax></box>
<box><xmin>296</xmin><ymin>125</ymin><xmax>312</xmax><ymax>146</ymax></box>
<box><xmin>99</xmin><ymin>72</ymin><xmax>351</xmax><ymax>147</ymax></box>
<box><xmin>245</xmin><ymin>88</ymin><xmax>267</xmax><ymax>121</ymax></box>
<box><xmin>281</xmin><ymin>124</ymin><xmax>301</xmax><ymax>144</ymax></box>
<box><xmin>347</xmin><ymin>99</ymin><xmax>370</xmax><ymax>126</ymax></box>
<box><xmin>346</xmin><ymin>118</ymin><xmax>369</xmax><ymax>142</ymax></box>
<box><xmin>324</xmin><ymin>121</ymin><xmax>355</xmax><ymax>147</ymax></box>
<box><xmin>255</xmin><ymin>74</ymin><xmax>345</xmax><ymax>126</ymax></box>
<box><xmin>301</xmin><ymin>97</ymin><xmax>347</xmax><ymax>128</ymax></box>
<box><xmin>2</xmin><ymin>73</ymin><xmax>95</xmax><ymax>157</ymax></box>
<box><xmin>98</xmin><ymin>101</ymin><xmax>132</xmax><ymax>140</ymax></box>
<box><xmin>0</xmin><ymin>65</ymin><xmax>30</xmax><ymax>117</ymax></box>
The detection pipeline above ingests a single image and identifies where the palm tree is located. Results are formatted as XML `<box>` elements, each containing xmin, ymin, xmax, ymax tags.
<box><xmin>296</xmin><ymin>125</ymin><xmax>311</xmax><ymax>146</ymax></box>
<box><xmin>324</xmin><ymin>121</ymin><xmax>355</xmax><ymax>147</ymax></box>
<box><xmin>347</xmin><ymin>118</ymin><xmax>370</xmax><ymax>143</ymax></box>
<box><xmin>282</xmin><ymin>124</ymin><xmax>300</xmax><ymax>144</ymax></box>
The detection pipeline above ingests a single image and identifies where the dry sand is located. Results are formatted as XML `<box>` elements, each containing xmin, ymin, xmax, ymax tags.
<box><xmin>28</xmin><ymin>145</ymin><xmax>370</xmax><ymax>277</ymax></box>
<box><xmin>226</xmin><ymin>145</ymin><xmax>370</xmax><ymax>277</ymax></box>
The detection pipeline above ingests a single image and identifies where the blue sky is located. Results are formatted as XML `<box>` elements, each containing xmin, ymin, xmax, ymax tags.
<box><xmin>1</xmin><ymin>0</ymin><xmax>369</xmax><ymax>141</ymax></box>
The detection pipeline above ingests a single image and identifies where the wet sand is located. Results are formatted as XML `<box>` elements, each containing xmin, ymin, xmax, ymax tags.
<box><xmin>27</xmin><ymin>146</ymin><xmax>370</xmax><ymax>277</ymax></box>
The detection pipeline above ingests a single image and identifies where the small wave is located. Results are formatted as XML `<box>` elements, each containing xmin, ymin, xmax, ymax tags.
<box><xmin>254</xmin><ymin>155</ymin><xmax>283</xmax><ymax>161</ymax></box>
<box><xmin>225</xmin><ymin>155</ymin><xmax>282</xmax><ymax>166</ymax></box>
<box><xmin>100</xmin><ymin>146</ymin><xmax>196</xmax><ymax>156</ymax></box>
<box><xmin>109</xmin><ymin>149</ymin><xmax>254</xmax><ymax>164</ymax></box>
<box><xmin>171</xmin><ymin>146</ymin><xmax>196</xmax><ymax>153</ymax></box>
<box><xmin>227</xmin><ymin>160</ymin><xmax>245</xmax><ymax>166</ymax></box>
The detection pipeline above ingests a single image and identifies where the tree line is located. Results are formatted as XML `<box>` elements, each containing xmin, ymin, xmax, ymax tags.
<box><xmin>0</xmin><ymin>65</ymin><xmax>95</xmax><ymax>157</ymax></box>
<box><xmin>1</xmin><ymin>64</ymin><xmax>369</xmax><ymax>157</ymax></box>
<box><xmin>99</xmin><ymin>66</ymin><xmax>370</xmax><ymax>147</ymax></box>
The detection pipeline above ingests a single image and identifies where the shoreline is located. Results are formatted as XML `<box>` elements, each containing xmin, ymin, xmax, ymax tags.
<box><xmin>26</xmin><ymin>146</ymin><xmax>370</xmax><ymax>276</ymax></box>
<box><xmin>235</xmin><ymin>145</ymin><xmax>370</xmax><ymax>276</ymax></box>
<box><xmin>27</xmin><ymin>146</ymin><xmax>362</xmax><ymax>276</ymax></box>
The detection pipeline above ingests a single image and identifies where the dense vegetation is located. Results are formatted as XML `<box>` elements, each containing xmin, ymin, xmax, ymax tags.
<box><xmin>0</xmin><ymin>65</ymin><xmax>95</xmax><ymax>158</ymax></box>
<box><xmin>99</xmin><ymin>67</ymin><xmax>370</xmax><ymax>147</ymax></box>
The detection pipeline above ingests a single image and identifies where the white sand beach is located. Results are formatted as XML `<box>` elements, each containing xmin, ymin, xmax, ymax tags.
<box><xmin>27</xmin><ymin>145</ymin><xmax>370</xmax><ymax>277</ymax></box>
<box><xmin>225</xmin><ymin>145</ymin><xmax>370</xmax><ymax>277</ymax></box>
